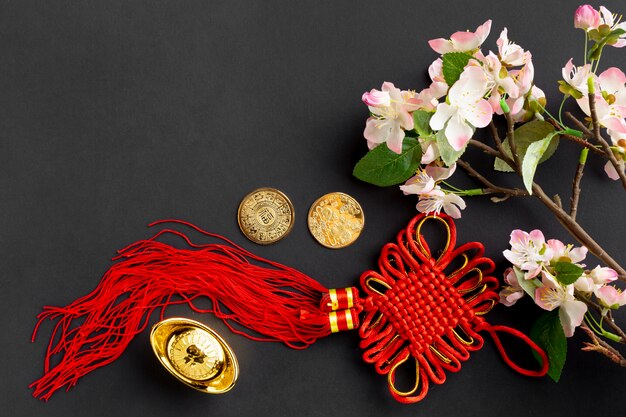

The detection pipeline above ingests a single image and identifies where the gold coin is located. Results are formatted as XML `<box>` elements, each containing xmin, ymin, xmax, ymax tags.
<box><xmin>308</xmin><ymin>192</ymin><xmax>364</xmax><ymax>249</ymax></box>
<box><xmin>237</xmin><ymin>187</ymin><xmax>295</xmax><ymax>245</ymax></box>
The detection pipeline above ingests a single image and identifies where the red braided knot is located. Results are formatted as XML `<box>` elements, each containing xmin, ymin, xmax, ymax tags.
<box><xmin>358</xmin><ymin>213</ymin><xmax>548</xmax><ymax>403</ymax></box>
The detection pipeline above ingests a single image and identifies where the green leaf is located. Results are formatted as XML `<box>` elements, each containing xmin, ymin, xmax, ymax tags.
<box><xmin>553</xmin><ymin>262</ymin><xmax>584</xmax><ymax>285</ymax></box>
<box><xmin>520</xmin><ymin>138</ymin><xmax>553</xmax><ymax>193</ymax></box>
<box><xmin>352</xmin><ymin>138</ymin><xmax>422</xmax><ymax>187</ymax></box>
<box><xmin>494</xmin><ymin>121</ymin><xmax>559</xmax><ymax>173</ymax></box>
<box><xmin>530</xmin><ymin>310</ymin><xmax>567</xmax><ymax>382</ymax></box>
<box><xmin>442</xmin><ymin>52</ymin><xmax>474</xmax><ymax>86</ymax></box>
<box><xmin>494</xmin><ymin>140</ymin><xmax>515</xmax><ymax>172</ymax></box>
<box><xmin>513</xmin><ymin>267</ymin><xmax>540</xmax><ymax>300</ymax></box>
<box><xmin>413</xmin><ymin>110</ymin><xmax>433</xmax><ymax>137</ymax></box>
<box><xmin>522</xmin><ymin>132</ymin><xmax>558</xmax><ymax>193</ymax></box>
<box><xmin>435</xmin><ymin>130</ymin><xmax>465</xmax><ymax>166</ymax></box>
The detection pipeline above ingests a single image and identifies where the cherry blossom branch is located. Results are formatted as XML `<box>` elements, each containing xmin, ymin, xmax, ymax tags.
<box><xmin>587</xmin><ymin>93</ymin><xmax>626</xmax><ymax>190</ymax></box>
<box><xmin>501</xmin><ymin>113</ymin><xmax>626</xmax><ymax>279</ymax></box>
<box><xmin>460</xmin><ymin>116</ymin><xmax>626</xmax><ymax>280</ymax></box>
<box><xmin>580</xmin><ymin>324</ymin><xmax>626</xmax><ymax>367</ymax></box>
<box><xmin>468</xmin><ymin>139</ymin><xmax>502</xmax><ymax>159</ymax></box>
<box><xmin>569</xmin><ymin>162</ymin><xmax>584</xmax><ymax>221</ymax></box>
<box><xmin>565</xmin><ymin>111</ymin><xmax>593</xmax><ymax>136</ymax></box>
<box><xmin>504</xmin><ymin>112</ymin><xmax>522</xmax><ymax>169</ymax></box>
<box><xmin>489</xmin><ymin>121</ymin><xmax>508</xmax><ymax>157</ymax></box>
<box><xmin>457</xmin><ymin>159</ymin><xmax>528</xmax><ymax>197</ymax></box>
<box><xmin>546</xmin><ymin>118</ymin><xmax>605</xmax><ymax>157</ymax></box>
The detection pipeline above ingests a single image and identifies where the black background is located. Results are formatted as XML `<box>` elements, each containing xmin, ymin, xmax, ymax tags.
<box><xmin>2</xmin><ymin>0</ymin><xmax>625</xmax><ymax>415</ymax></box>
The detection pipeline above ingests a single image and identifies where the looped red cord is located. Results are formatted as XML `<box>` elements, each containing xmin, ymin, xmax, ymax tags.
<box><xmin>478</xmin><ymin>324</ymin><xmax>549</xmax><ymax>377</ymax></box>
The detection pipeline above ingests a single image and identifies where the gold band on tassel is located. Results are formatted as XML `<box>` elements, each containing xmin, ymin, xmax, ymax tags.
<box><xmin>329</xmin><ymin>289</ymin><xmax>339</xmax><ymax>311</ymax></box>
<box><xmin>329</xmin><ymin>309</ymin><xmax>357</xmax><ymax>333</ymax></box>
<box><xmin>329</xmin><ymin>311</ymin><xmax>339</xmax><ymax>333</ymax></box>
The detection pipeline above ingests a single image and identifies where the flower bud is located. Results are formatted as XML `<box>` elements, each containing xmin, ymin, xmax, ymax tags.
<box><xmin>361</xmin><ymin>90</ymin><xmax>391</xmax><ymax>107</ymax></box>
<box><xmin>574</xmin><ymin>5</ymin><xmax>600</xmax><ymax>31</ymax></box>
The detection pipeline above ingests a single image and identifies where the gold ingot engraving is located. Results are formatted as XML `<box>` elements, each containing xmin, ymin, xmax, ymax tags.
<box><xmin>150</xmin><ymin>318</ymin><xmax>239</xmax><ymax>394</ymax></box>
<box><xmin>237</xmin><ymin>187</ymin><xmax>295</xmax><ymax>245</ymax></box>
<box><xmin>308</xmin><ymin>192</ymin><xmax>364</xmax><ymax>249</ymax></box>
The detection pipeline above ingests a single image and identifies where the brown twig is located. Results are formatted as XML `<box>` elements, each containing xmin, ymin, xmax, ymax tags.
<box><xmin>504</xmin><ymin>112</ymin><xmax>521</xmax><ymax>170</ymax></box>
<box><xmin>489</xmin><ymin>121</ymin><xmax>508</xmax><ymax>158</ymax></box>
<box><xmin>565</xmin><ymin>112</ymin><xmax>593</xmax><ymax>137</ymax></box>
<box><xmin>457</xmin><ymin>159</ymin><xmax>528</xmax><ymax>197</ymax></box>
<box><xmin>588</xmin><ymin>92</ymin><xmax>626</xmax><ymax>190</ymax></box>
<box><xmin>546</xmin><ymin>118</ymin><xmax>605</xmax><ymax>157</ymax></box>
<box><xmin>570</xmin><ymin>160</ymin><xmax>585</xmax><ymax>221</ymax></box>
<box><xmin>580</xmin><ymin>324</ymin><xmax>626</xmax><ymax>367</ymax></box>
<box><xmin>468</xmin><ymin>139</ymin><xmax>501</xmax><ymax>159</ymax></box>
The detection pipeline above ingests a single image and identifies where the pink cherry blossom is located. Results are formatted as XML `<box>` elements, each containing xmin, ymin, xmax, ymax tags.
<box><xmin>604</xmin><ymin>158</ymin><xmax>625</xmax><ymax>180</ymax></box>
<box><xmin>401</xmin><ymin>164</ymin><xmax>456</xmax><ymax>196</ymax></box>
<box><xmin>599</xmin><ymin>67</ymin><xmax>626</xmax><ymax>94</ymax></box>
<box><xmin>497</xmin><ymin>28</ymin><xmax>525</xmax><ymax>66</ymax></box>
<box><xmin>478</xmin><ymin>51</ymin><xmax>520</xmax><ymax>114</ymax></box>
<box><xmin>507</xmin><ymin>53</ymin><xmax>538</xmax><ymax>121</ymax></box>
<box><xmin>514</xmin><ymin>85</ymin><xmax>547</xmax><ymax>123</ymax></box>
<box><xmin>503</xmin><ymin>229</ymin><xmax>553</xmax><ymax>279</ymax></box>
<box><xmin>419</xmin><ymin>136</ymin><xmax>440</xmax><ymax>164</ymax></box>
<box><xmin>428</xmin><ymin>20</ymin><xmax>492</xmax><ymax>54</ymax></box>
<box><xmin>362</xmin><ymin>89</ymin><xmax>391</xmax><ymax>107</ymax></box>
<box><xmin>595</xmin><ymin>285</ymin><xmax>626</xmax><ymax>309</ymax></box>
<box><xmin>429</xmin><ymin>66</ymin><xmax>493</xmax><ymax>150</ymax></box>
<box><xmin>588</xmin><ymin>98</ymin><xmax>626</xmax><ymax>133</ymax></box>
<box><xmin>425</xmin><ymin>162</ymin><xmax>456</xmax><ymax>180</ymax></box>
<box><xmin>535</xmin><ymin>271</ymin><xmax>587</xmax><ymax>337</ymax></box>
<box><xmin>363</xmin><ymin>82</ymin><xmax>420</xmax><ymax>154</ymax></box>
<box><xmin>416</xmin><ymin>187</ymin><xmax>466</xmax><ymax>218</ymax></box>
<box><xmin>400</xmin><ymin>171</ymin><xmax>436</xmax><ymax>195</ymax></box>
<box><xmin>562</xmin><ymin>58</ymin><xmax>592</xmax><ymax>95</ymax></box>
<box><xmin>499</xmin><ymin>267</ymin><xmax>525</xmax><ymax>306</ymax></box>
<box><xmin>587</xmin><ymin>266</ymin><xmax>618</xmax><ymax>285</ymax></box>
<box><xmin>599</xmin><ymin>6</ymin><xmax>626</xmax><ymax>48</ymax></box>
<box><xmin>547</xmin><ymin>239</ymin><xmax>588</xmax><ymax>263</ymax></box>
<box><xmin>415</xmin><ymin>59</ymin><xmax>449</xmax><ymax>111</ymax></box>
<box><xmin>577</xmin><ymin>67</ymin><xmax>626</xmax><ymax>114</ymax></box>
<box><xmin>575</xmin><ymin>266</ymin><xmax>618</xmax><ymax>293</ymax></box>
<box><xmin>574</xmin><ymin>5</ymin><xmax>601</xmax><ymax>31</ymax></box>
<box><xmin>574</xmin><ymin>275</ymin><xmax>598</xmax><ymax>293</ymax></box>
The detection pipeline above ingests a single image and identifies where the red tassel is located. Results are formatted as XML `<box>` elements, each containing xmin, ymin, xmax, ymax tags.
<box><xmin>30</xmin><ymin>220</ymin><xmax>345</xmax><ymax>401</ymax></box>
<box><xmin>31</xmin><ymin>214</ymin><xmax>546</xmax><ymax>403</ymax></box>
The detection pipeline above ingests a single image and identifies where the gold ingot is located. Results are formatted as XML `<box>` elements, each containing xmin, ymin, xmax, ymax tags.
<box><xmin>308</xmin><ymin>192</ymin><xmax>364</xmax><ymax>249</ymax></box>
<box><xmin>150</xmin><ymin>318</ymin><xmax>239</xmax><ymax>394</ymax></box>
<box><xmin>237</xmin><ymin>187</ymin><xmax>295</xmax><ymax>245</ymax></box>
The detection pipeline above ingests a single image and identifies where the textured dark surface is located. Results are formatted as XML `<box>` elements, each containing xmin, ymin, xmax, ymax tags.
<box><xmin>1</xmin><ymin>0</ymin><xmax>625</xmax><ymax>415</ymax></box>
